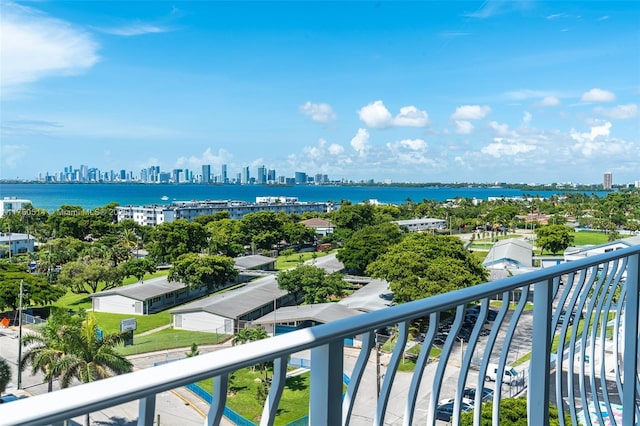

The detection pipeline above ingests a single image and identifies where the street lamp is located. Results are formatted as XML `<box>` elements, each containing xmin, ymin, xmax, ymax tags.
<box><xmin>17</xmin><ymin>279</ymin><xmax>24</xmax><ymax>389</ymax></box>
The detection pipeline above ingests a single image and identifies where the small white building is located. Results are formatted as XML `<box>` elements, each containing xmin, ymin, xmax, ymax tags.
<box><xmin>90</xmin><ymin>276</ymin><xmax>207</xmax><ymax>315</ymax></box>
<box><xmin>0</xmin><ymin>198</ymin><xmax>32</xmax><ymax>217</ymax></box>
<box><xmin>0</xmin><ymin>233</ymin><xmax>35</xmax><ymax>257</ymax></box>
<box><xmin>394</xmin><ymin>218</ymin><xmax>446</xmax><ymax>232</ymax></box>
<box><xmin>300</xmin><ymin>218</ymin><xmax>335</xmax><ymax>236</ymax></box>
<box><xmin>170</xmin><ymin>275</ymin><xmax>297</xmax><ymax>334</ymax></box>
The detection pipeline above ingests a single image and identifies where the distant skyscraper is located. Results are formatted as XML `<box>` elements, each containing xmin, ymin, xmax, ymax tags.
<box><xmin>241</xmin><ymin>166</ymin><xmax>250</xmax><ymax>184</ymax></box>
<box><xmin>222</xmin><ymin>164</ymin><xmax>228</xmax><ymax>183</ymax></box>
<box><xmin>295</xmin><ymin>171</ymin><xmax>307</xmax><ymax>184</ymax></box>
<box><xmin>267</xmin><ymin>169</ymin><xmax>276</xmax><ymax>183</ymax></box>
<box><xmin>257</xmin><ymin>165</ymin><xmax>267</xmax><ymax>184</ymax></box>
<box><xmin>603</xmin><ymin>172</ymin><xmax>612</xmax><ymax>190</ymax></box>
<box><xmin>202</xmin><ymin>165</ymin><xmax>211</xmax><ymax>184</ymax></box>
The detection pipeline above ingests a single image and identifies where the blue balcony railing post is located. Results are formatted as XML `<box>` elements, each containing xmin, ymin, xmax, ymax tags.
<box><xmin>622</xmin><ymin>253</ymin><xmax>639</xmax><ymax>426</ymax></box>
<box><xmin>528</xmin><ymin>278</ymin><xmax>554</xmax><ymax>426</ymax></box>
<box><xmin>310</xmin><ymin>340</ymin><xmax>343</xmax><ymax>425</ymax></box>
<box><xmin>138</xmin><ymin>395</ymin><xmax>156</xmax><ymax>426</ymax></box>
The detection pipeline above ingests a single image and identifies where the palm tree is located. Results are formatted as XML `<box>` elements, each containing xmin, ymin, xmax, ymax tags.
<box><xmin>54</xmin><ymin>314</ymin><xmax>133</xmax><ymax>426</ymax></box>
<box><xmin>20</xmin><ymin>308</ymin><xmax>82</xmax><ymax>392</ymax></box>
<box><xmin>0</xmin><ymin>357</ymin><xmax>11</xmax><ymax>395</ymax></box>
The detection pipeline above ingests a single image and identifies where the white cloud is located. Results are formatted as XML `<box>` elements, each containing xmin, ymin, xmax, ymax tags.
<box><xmin>481</xmin><ymin>140</ymin><xmax>536</xmax><ymax>158</ymax></box>
<box><xmin>357</xmin><ymin>101</ymin><xmax>429</xmax><ymax>128</ymax></box>
<box><xmin>455</xmin><ymin>120</ymin><xmax>474</xmax><ymax>134</ymax></box>
<box><xmin>93</xmin><ymin>23</ymin><xmax>170</xmax><ymax>36</ymax></box>
<box><xmin>0</xmin><ymin>2</ymin><xmax>100</xmax><ymax>94</ymax></box>
<box><xmin>570</xmin><ymin>121</ymin><xmax>612</xmax><ymax>143</ymax></box>
<box><xmin>175</xmin><ymin>148</ymin><xmax>232</xmax><ymax>168</ymax></box>
<box><xmin>0</xmin><ymin>144</ymin><xmax>28</xmax><ymax>169</ymax></box>
<box><xmin>394</xmin><ymin>106</ymin><xmax>429</xmax><ymax>127</ymax></box>
<box><xmin>299</xmin><ymin>101</ymin><xmax>337</xmax><ymax>123</ymax></box>
<box><xmin>594</xmin><ymin>104</ymin><xmax>638</xmax><ymax>120</ymax></box>
<box><xmin>569</xmin><ymin>122</ymin><xmax>626</xmax><ymax>157</ymax></box>
<box><xmin>385</xmin><ymin>139</ymin><xmax>431</xmax><ymax>165</ymax></box>
<box><xmin>523</xmin><ymin>111</ymin><xmax>532</xmax><ymax>124</ymax></box>
<box><xmin>488</xmin><ymin>121</ymin><xmax>510</xmax><ymax>136</ymax></box>
<box><xmin>535</xmin><ymin>96</ymin><xmax>561</xmax><ymax>107</ymax></box>
<box><xmin>350</xmin><ymin>128</ymin><xmax>370</xmax><ymax>157</ymax></box>
<box><xmin>328</xmin><ymin>144</ymin><xmax>345</xmax><ymax>155</ymax></box>
<box><xmin>450</xmin><ymin>105</ymin><xmax>491</xmax><ymax>120</ymax></box>
<box><xmin>581</xmin><ymin>88</ymin><xmax>616</xmax><ymax>103</ymax></box>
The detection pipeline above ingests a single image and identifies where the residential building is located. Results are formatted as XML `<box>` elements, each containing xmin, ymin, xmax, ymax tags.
<box><xmin>604</xmin><ymin>171</ymin><xmax>613</xmax><ymax>190</ymax></box>
<box><xmin>0</xmin><ymin>232</ymin><xmax>35</xmax><ymax>257</ymax></box>
<box><xmin>394</xmin><ymin>218</ymin><xmax>446</xmax><ymax>232</ymax></box>
<box><xmin>0</xmin><ymin>198</ymin><xmax>32</xmax><ymax>217</ymax></box>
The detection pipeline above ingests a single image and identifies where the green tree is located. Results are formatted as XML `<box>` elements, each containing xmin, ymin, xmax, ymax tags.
<box><xmin>55</xmin><ymin>314</ymin><xmax>133</xmax><ymax>426</ymax></box>
<box><xmin>0</xmin><ymin>263</ymin><xmax>65</xmax><ymax>311</ymax></box>
<box><xmin>19</xmin><ymin>308</ymin><xmax>85</xmax><ymax>392</ymax></box>
<box><xmin>535</xmin><ymin>224</ymin><xmax>575</xmax><ymax>254</ymax></box>
<box><xmin>57</xmin><ymin>258</ymin><xmax>125</xmax><ymax>294</ymax></box>
<box><xmin>185</xmin><ymin>343</ymin><xmax>200</xmax><ymax>357</ymax></box>
<box><xmin>120</xmin><ymin>258</ymin><xmax>157</xmax><ymax>281</ymax></box>
<box><xmin>460</xmin><ymin>397</ymin><xmax>561</xmax><ymax>425</ymax></box>
<box><xmin>168</xmin><ymin>253</ymin><xmax>238</xmax><ymax>292</ymax></box>
<box><xmin>282</xmin><ymin>221</ymin><xmax>316</xmax><ymax>245</ymax></box>
<box><xmin>331</xmin><ymin>203</ymin><xmax>377</xmax><ymax>235</ymax></box>
<box><xmin>366</xmin><ymin>233</ymin><xmax>487</xmax><ymax>303</ymax></box>
<box><xmin>147</xmin><ymin>220</ymin><xmax>208</xmax><ymax>263</ymax></box>
<box><xmin>206</xmin><ymin>218</ymin><xmax>245</xmax><ymax>257</ymax></box>
<box><xmin>336</xmin><ymin>222</ymin><xmax>404</xmax><ymax>275</ymax></box>
<box><xmin>239</xmin><ymin>211</ymin><xmax>285</xmax><ymax>250</ymax></box>
<box><xmin>0</xmin><ymin>357</ymin><xmax>11</xmax><ymax>395</ymax></box>
<box><xmin>276</xmin><ymin>265</ymin><xmax>346</xmax><ymax>304</ymax></box>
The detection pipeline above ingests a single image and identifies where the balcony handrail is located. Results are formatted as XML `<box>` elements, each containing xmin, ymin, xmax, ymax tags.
<box><xmin>1</xmin><ymin>245</ymin><xmax>638</xmax><ymax>426</ymax></box>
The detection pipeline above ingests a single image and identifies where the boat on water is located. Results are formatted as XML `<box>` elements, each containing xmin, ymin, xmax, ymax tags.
<box><xmin>161</xmin><ymin>195</ymin><xmax>169</xmax><ymax>201</ymax></box>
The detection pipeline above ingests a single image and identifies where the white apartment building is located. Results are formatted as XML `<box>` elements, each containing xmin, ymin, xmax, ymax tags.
<box><xmin>0</xmin><ymin>198</ymin><xmax>32</xmax><ymax>217</ymax></box>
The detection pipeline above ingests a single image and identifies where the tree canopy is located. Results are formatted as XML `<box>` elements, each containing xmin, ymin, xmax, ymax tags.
<box><xmin>0</xmin><ymin>263</ymin><xmax>65</xmax><ymax>310</ymax></box>
<box><xmin>276</xmin><ymin>265</ymin><xmax>346</xmax><ymax>304</ymax></box>
<box><xmin>147</xmin><ymin>220</ymin><xmax>208</xmax><ymax>263</ymax></box>
<box><xmin>366</xmin><ymin>233</ymin><xmax>488</xmax><ymax>303</ymax></box>
<box><xmin>56</xmin><ymin>258</ymin><xmax>124</xmax><ymax>294</ymax></box>
<box><xmin>168</xmin><ymin>253</ymin><xmax>238</xmax><ymax>292</ymax></box>
<box><xmin>460</xmin><ymin>397</ymin><xmax>561</xmax><ymax>425</ymax></box>
<box><xmin>535</xmin><ymin>224</ymin><xmax>575</xmax><ymax>254</ymax></box>
<box><xmin>336</xmin><ymin>222</ymin><xmax>404</xmax><ymax>275</ymax></box>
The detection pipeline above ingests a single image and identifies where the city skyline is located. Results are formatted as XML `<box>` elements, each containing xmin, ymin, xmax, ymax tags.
<box><xmin>1</xmin><ymin>1</ymin><xmax>639</xmax><ymax>183</ymax></box>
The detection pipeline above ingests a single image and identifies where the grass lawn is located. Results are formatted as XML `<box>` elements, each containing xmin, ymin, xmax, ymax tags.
<box><xmin>274</xmin><ymin>250</ymin><xmax>333</xmax><ymax>271</ymax></box>
<box><xmin>198</xmin><ymin>369</ymin><xmax>312</xmax><ymax>425</ymax></box>
<box><xmin>119</xmin><ymin>328</ymin><xmax>228</xmax><ymax>356</ymax></box>
<box><xmin>572</xmin><ymin>231</ymin><xmax>609</xmax><ymax>246</ymax></box>
<box><xmin>91</xmin><ymin>311</ymin><xmax>172</xmax><ymax>334</ymax></box>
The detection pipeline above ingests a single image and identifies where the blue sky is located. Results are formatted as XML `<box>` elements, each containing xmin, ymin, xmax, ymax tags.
<box><xmin>1</xmin><ymin>1</ymin><xmax>638</xmax><ymax>184</ymax></box>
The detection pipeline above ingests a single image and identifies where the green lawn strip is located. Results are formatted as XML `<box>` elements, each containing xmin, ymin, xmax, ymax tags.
<box><xmin>470</xmin><ymin>251</ymin><xmax>488</xmax><ymax>262</ymax></box>
<box><xmin>571</xmin><ymin>231</ymin><xmax>609</xmax><ymax>246</ymax></box>
<box><xmin>198</xmin><ymin>369</ymin><xmax>311</xmax><ymax>425</ymax></box>
<box><xmin>489</xmin><ymin>301</ymin><xmax>534</xmax><ymax>311</ymax></box>
<box><xmin>91</xmin><ymin>311</ymin><xmax>172</xmax><ymax>334</ymax></box>
<box><xmin>119</xmin><ymin>328</ymin><xmax>227</xmax><ymax>356</ymax></box>
<box><xmin>274</xmin><ymin>250</ymin><xmax>333</xmax><ymax>271</ymax></box>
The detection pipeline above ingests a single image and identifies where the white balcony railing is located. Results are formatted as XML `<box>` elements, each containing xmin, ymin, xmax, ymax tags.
<box><xmin>1</xmin><ymin>246</ymin><xmax>638</xmax><ymax>426</ymax></box>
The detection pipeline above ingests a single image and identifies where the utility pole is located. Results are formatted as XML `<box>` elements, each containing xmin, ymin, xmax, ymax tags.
<box><xmin>17</xmin><ymin>279</ymin><xmax>24</xmax><ymax>389</ymax></box>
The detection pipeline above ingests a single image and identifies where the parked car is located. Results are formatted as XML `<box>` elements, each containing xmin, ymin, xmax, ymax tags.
<box><xmin>485</xmin><ymin>363</ymin><xmax>521</xmax><ymax>386</ymax></box>
<box><xmin>463</xmin><ymin>386</ymin><xmax>494</xmax><ymax>402</ymax></box>
<box><xmin>0</xmin><ymin>394</ymin><xmax>19</xmax><ymax>404</ymax></box>
<box><xmin>435</xmin><ymin>402</ymin><xmax>473</xmax><ymax>421</ymax></box>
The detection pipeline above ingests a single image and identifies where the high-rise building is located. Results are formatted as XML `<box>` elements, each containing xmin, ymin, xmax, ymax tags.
<box><xmin>202</xmin><ymin>165</ymin><xmax>211</xmax><ymax>184</ymax></box>
<box><xmin>221</xmin><ymin>164</ymin><xmax>228</xmax><ymax>184</ymax></box>
<box><xmin>267</xmin><ymin>169</ymin><xmax>276</xmax><ymax>183</ymax></box>
<box><xmin>257</xmin><ymin>165</ymin><xmax>267</xmax><ymax>184</ymax></box>
<box><xmin>603</xmin><ymin>172</ymin><xmax>612</xmax><ymax>190</ymax></box>
<box><xmin>295</xmin><ymin>171</ymin><xmax>307</xmax><ymax>184</ymax></box>
<box><xmin>241</xmin><ymin>166</ymin><xmax>250</xmax><ymax>184</ymax></box>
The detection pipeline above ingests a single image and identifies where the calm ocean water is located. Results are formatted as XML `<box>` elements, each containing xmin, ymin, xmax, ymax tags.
<box><xmin>0</xmin><ymin>183</ymin><xmax>607</xmax><ymax>212</ymax></box>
